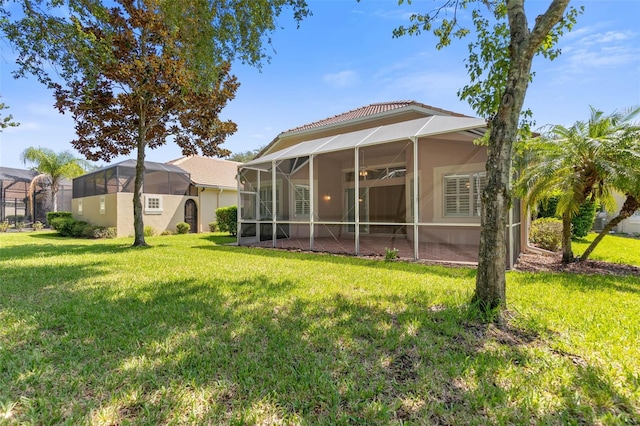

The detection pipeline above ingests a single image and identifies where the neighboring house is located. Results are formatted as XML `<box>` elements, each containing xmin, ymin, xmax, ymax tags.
<box><xmin>237</xmin><ymin>100</ymin><xmax>525</xmax><ymax>267</ymax></box>
<box><xmin>0</xmin><ymin>166</ymin><xmax>72</xmax><ymax>224</ymax></box>
<box><xmin>593</xmin><ymin>192</ymin><xmax>640</xmax><ymax>235</ymax></box>
<box><xmin>167</xmin><ymin>155</ymin><xmax>241</xmax><ymax>232</ymax></box>
<box><xmin>71</xmin><ymin>157</ymin><xmax>238</xmax><ymax>236</ymax></box>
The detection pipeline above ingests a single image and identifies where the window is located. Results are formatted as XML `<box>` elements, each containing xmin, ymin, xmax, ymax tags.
<box><xmin>259</xmin><ymin>184</ymin><xmax>281</xmax><ymax>219</ymax></box>
<box><xmin>293</xmin><ymin>184</ymin><xmax>310</xmax><ymax>217</ymax></box>
<box><xmin>144</xmin><ymin>195</ymin><xmax>163</xmax><ymax>214</ymax></box>
<box><xmin>444</xmin><ymin>172</ymin><xmax>486</xmax><ymax>217</ymax></box>
<box><xmin>99</xmin><ymin>196</ymin><xmax>106</xmax><ymax>214</ymax></box>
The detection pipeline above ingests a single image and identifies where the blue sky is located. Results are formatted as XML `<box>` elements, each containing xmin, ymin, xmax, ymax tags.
<box><xmin>1</xmin><ymin>0</ymin><xmax>639</xmax><ymax>169</ymax></box>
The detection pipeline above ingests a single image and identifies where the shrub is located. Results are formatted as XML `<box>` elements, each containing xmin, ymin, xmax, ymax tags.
<box><xmin>32</xmin><ymin>221</ymin><xmax>44</xmax><ymax>231</ymax></box>
<box><xmin>215</xmin><ymin>206</ymin><xmax>237</xmax><ymax>236</ymax></box>
<box><xmin>536</xmin><ymin>197</ymin><xmax>560</xmax><ymax>219</ymax></box>
<box><xmin>0</xmin><ymin>221</ymin><xmax>9</xmax><ymax>232</ymax></box>
<box><xmin>176</xmin><ymin>222</ymin><xmax>190</xmax><ymax>234</ymax></box>
<box><xmin>208</xmin><ymin>222</ymin><xmax>217</xmax><ymax>232</ymax></box>
<box><xmin>15</xmin><ymin>221</ymin><xmax>25</xmax><ymax>231</ymax></box>
<box><xmin>82</xmin><ymin>225</ymin><xmax>98</xmax><ymax>238</ymax></box>
<box><xmin>144</xmin><ymin>225</ymin><xmax>156</xmax><ymax>237</ymax></box>
<box><xmin>160</xmin><ymin>230</ymin><xmax>173</xmax><ymax>236</ymax></box>
<box><xmin>530</xmin><ymin>217</ymin><xmax>563</xmax><ymax>252</ymax></box>
<box><xmin>50</xmin><ymin>217</ymin><xmax>76</xmax><ymax>236</ymax></box>
<box><xmin>71</xmin><ymin>221</ymin><xmax>90</xmax><ymax>237</ymax></box>
<box><xmin>91</xmin><ymin>226</ymin><xmax>117</xmax><ymax>239</ymax></box>
<box><xmin>46</xmin><ymin>211</ymin><xmax>72</xmax><ymax>224</ymax></box>
<box><xmin>384</xmin><ymin>247</ymin><xmax>399</xmax><ymax>262</ymax></box>
<box><xmin>572</xmin><ymin>201</ymin><xmax>597</xmax><ymax>238</ymax></box>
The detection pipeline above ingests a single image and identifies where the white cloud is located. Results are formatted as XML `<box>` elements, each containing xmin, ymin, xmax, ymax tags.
<box><xmin>322</xmin><ymin>70</ymin><xmax>360</xmax><ymax>89</ymax></box>
<box><xmin>3</xmin><ymin>121</ymin><xmax>40</xmax><ymax>132</ymax></box>
<box><xmin>26</xmin><ymin>102</ymin><xmax>64</xmax><ymax>118</ymax></box>
<box><xmin>557</xmin><ymin>26</ymin><xmax>640</xmax><ymax>75</ymax></box>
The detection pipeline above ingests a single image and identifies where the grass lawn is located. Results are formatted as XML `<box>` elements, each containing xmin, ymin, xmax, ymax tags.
<box><xmin>1</xmin><ymin>231</ymin><xmax>638</xmax><ymax>424</ymax></box>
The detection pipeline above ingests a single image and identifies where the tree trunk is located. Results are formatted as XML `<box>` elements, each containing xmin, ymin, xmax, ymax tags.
<box><xmin>579</xmin><ymin>194</ymin><xmax>639</xmax><ymax>261</ymax></box>
<box><xmin>474</xmin><ymin>0</ymin><xmax>571</xmax><ymax>312</ymax></box>
<box><xmin>561</xmin><ymin>211</ymin><xmax>574</xmax><ymax>262</ymax></box>
<box><xmin>51</xmin><ymin>180</ymin><xmax>59</xmax><ymax>213</ymax></box>
<box><xmin>132</xmin><ymin>110</ymin><xmax>147</xmax><ymax>247</ymax></box>
<box><xmin>474</xmin><ymin>2</ymin><xmax>534</xmax><ymax>312</ymax></box>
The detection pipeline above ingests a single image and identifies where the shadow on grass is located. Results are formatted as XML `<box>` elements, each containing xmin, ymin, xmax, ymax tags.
<box><xmin>2</xmin><ymin>267</ymin><xmax>635</xmax><ymax>424</ymax></box>
<box><xmin>193</xmin><ymin>244</ymin><xmax>478</xmax><ymax>279</ymax></box>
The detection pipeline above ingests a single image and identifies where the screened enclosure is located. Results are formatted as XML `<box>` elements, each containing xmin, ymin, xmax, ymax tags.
<box><xmin>238</xmin><ymin>116</ymin><xmax>523</xmax><ymax>268</ymax></box>
<box><xmin>73</xmin><ymin>160</ymin><xmax>196</xmax><ymax>198</ymax></box>
<box><xmin>0</xmin><ymin>167</ymin><xmax>71</xmax><ymax>223</ymax></box>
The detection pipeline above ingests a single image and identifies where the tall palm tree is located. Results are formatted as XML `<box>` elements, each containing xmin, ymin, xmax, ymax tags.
<box><xmin>516</xmin><ymin>106</ymin><xmax>640</xmax><ymax>263</ymax></box>
<box><xmin>21</xmin><ymin>147</ymin><xmax>88</xmax><ymax>213</ymax></box>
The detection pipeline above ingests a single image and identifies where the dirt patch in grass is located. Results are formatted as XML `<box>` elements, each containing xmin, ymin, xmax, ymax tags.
<box><xmin>515</xmin><ymin>252</ymin><xmax>640</xmax><ymax>277</ymax></box>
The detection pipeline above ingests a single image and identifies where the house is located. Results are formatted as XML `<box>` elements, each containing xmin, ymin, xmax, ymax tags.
<box><xmin>237</xmin><ymin>101</ymin><xmax>525</xmax><ymax>267</ymax></box>
<box><xmin>71</xmin><ymin>157</ymin><xmax>239</xmax><ymax>236</ymax></box>
<box><xmin>167</xmin><ymin>155</ymin><xmax>241</xmax><ymax>232</ymax></box>
<box><xmin>593</xmin><ymin>192</ymin><xmax>640</xmax><ymax>235</ymax></box>
<box><xmin>0</xmin><ymin>166</ymin><xmax>72</xmax><ymax>224</ymax></box>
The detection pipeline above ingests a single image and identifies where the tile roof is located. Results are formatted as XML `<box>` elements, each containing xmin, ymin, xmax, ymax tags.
<box><xmin>168</xmin><ymin>155</ymin><xmax>240</xmax><ymax>189</ymax></box>
<box><xmin>282</xmin><ymin>100</ymin><xmax>469</xmax><ymax>134</ymax></box>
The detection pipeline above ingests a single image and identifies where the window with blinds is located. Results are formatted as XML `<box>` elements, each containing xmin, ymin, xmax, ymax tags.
<box><xmin>259</xmin><ymin>185</ymin><xmax>281</xmax><ymax>219</ymax></box>
<box><xmin>443</xmin><ymin>172</ymin><xmax>486</xmax><ymax>217</ymax></box>
<box><xmin>294</xmin><ymin>184</ymin><xmax>310</xmax><ymax>217</ymax></box>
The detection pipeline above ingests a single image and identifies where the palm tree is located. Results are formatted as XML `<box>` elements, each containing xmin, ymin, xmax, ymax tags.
<box><xmin>21</xmin><ymin>147</ymin><xmax>88</xmax><ymax>213</ymax></box>
<box><xmin>515</xmin><ymin>106</ymin><xmax>640</xmax><ymax>263</ymax></box>
<box><xmin>579</xmin><ymin>127</ymin><xmax>640</xmax><ymax>261</ymax></box>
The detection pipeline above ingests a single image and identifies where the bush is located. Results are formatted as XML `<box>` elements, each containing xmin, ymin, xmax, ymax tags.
<box><xmin>144</xmin><ymin>225</ymin><xmax>156</xmax><ymax>237</ymax></box>
<box><xmin>384</xmin><ymin>247</ymin><xmax>399</xmax><ymax>262</ymax></box>
<box><xmin>32</xmin><ymin>221</ymin><xmax>44</xmax><ymax>231</ymax></box>
<box><xmin>215</xmin><ymin>206</ymin><xmax>237</xmax><ymax>236</ymax></box>
<box><xmin>208</xmin><ymin>222</ymin><xmax>217</xmax><ymax>232</ymax></box>
<box><xmin>160</xmin><ymin>230</ymin><xmax>173</xmax><ymax>236</ymax></box>
<box><xmin>91</xmin><ymin>227</ymin><xmax>117</xmax><ymax>239</ymax></box>
<box><xmin>71</xmin><ymin>221</ymin><xmax>90</xmax><ymax>237</ymax></box>
<box><xmin>50</xmin><ymin>217</ymin><xmax>76</xmax><ymax>236</ymax></box>
<box><xmin>176</xmin><ymin>222</ymin><xmax>190</xmax><ymax>234</ymax></box>
<box><xmin>46</xmin><ymin>211</ymin><xmax>72</xmax><ymax>224</ymax></box>
<box><xmin>536</xmin><ymin>197</ymin><xmax>560</xmax><ymax>219</ymax></box>
<box><xmin>0</xmin><ymin>221</ymin><xmax>9</xmax><ymax>232</ymax></box>
<box><xmin>572</xmin><ymin>201</ymin><xmax>597</xmax><ymax>238</ymax></box>
<box><xmin>5</xmin><ymin>215</ymin><xmax>25</xmax><ymax>224</ymax></box>
<box><xmin>530</xmin><ymin>218</ymin><xmax>563</xmax><ymax>252</ymax></box>
<box><xmin>15</xmin><ymin>221</ymin><xmax>25</xmax><ymax>231</ymax></box>
<box><xmin>48</xmin><ymin>215</ymin><xmax>115</xmax><ymax>239</ymax></box>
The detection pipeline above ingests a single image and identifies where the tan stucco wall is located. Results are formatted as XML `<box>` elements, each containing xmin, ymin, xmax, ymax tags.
<box><xmin>74</xmin><ymin>193</ymin><xmax>199</xmax><ymax>237</ymax></box>
<box><xmin>72</xmin><ymin>193</ymin><xmax>118</xmax><ymax>228</ymax></box>
<box><xmin>198</xmin><ymin>188</ymin><xmax>238</xmax><ymax>232</ymax></box>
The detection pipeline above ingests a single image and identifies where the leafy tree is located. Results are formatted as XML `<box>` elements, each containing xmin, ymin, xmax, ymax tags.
<box><xmin>0</xmin><ymin>98</ymin><xmax>19</xmax><ymax>131</ymax></box>
<box><xmin>20</xmin><ymin>147</ymin><xmax>88</xmax><ymax>212</ymax></box>
<box><xmin>1</xmin><ymin>0</ymin><xmax>309</xmax><ymax>246</ymax></box>
<box><xmin>227</xmin><ymin>147</ymin><xmax>263</xmax><ymax>163</ymax></box>
<box><xmin>516</xmin><ymin>107</ymin><xmax>640</xmax><ymax>262</ymax></box>
<box><xmin>393</xmin><ymin>0</ymin><xmax>581</xmax><ymax>311</ymax></box>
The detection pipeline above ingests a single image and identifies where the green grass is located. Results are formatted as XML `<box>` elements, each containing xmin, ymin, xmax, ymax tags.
<box><xmin>1</xmin><ymin>231</ymin><xmax>639</xmax><ymax>424</ymax></box>
<box><xmin>573</xmin><ymin>232</ymin><xmax>640</xmax><ymax>266</ymax></box>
